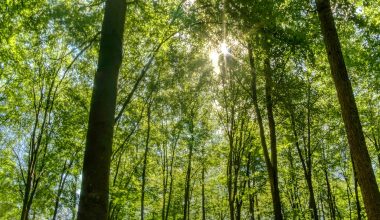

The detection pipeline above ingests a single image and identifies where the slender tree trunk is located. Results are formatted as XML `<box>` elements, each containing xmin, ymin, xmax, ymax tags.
<box><xmin>21</xmin><ymin>177</ymin><xmax>32</xmax><ymax>220</ymax></box>
<box><xmin>248</xmin><ymin>43</ymin><xmax>283</xmax><ymax>220</ymax></box>
<box><xmin>53</xmin><ymin>159</ymin><xmax>74</xmax><ymax>220</ymax></box>
<box><xmin>344</xmin><ymin>175</ymin><xmax>352</xmax><ymax>220</ymax></box>
<box><xmin>256</xmin><ymin>195</ymin><xmax>260</xmax><ymax>220</ymax></box>
<box><xmin>77</xmin><ymin>0</ymin><xmax>126</xmax><ymax>218</ymax></box>
<box><xmin>141</xmin><ymin>104</ymin><xmax>151</xmax><ymax>220</ymax></box>
<box><xmin>286</xmin><ymin>149</ymin><xmax>298</xmax><ymax>211</ymax></box>
<box><xmin>236</xmin><ymin>201</ymin><xmax>242</xmax><ymax>220</ymax></box>
<box><xmin>228</xmin><ymin>138</ymin><xmax>235</xmax><ymax>220</ymax></box>
<box><xmin>305</xmin><ymin>80</ymin><xmax>318</xmax><ymax>220</ymax></box>
<box><xmin>324</xmin><ymin>169</ymin><xmax>335</xmax><ymax>220</ymax></box>
<box><xmin>289</xmin><ymin>111</ymin><xmax>318</xmax><ymax>219</ymax></box>
<box><xmin>247</xmin><ymin>153</ymin><xmax>255</xmax><ymax>220</ymax></box>
<box><xmin>249</xmin><ymin>193</ymin><xmax>255</xmax><ymax>220</ymax></box>
<box><xmin>227</xmin><ymin>122</ymin><xmax>235</xmax><ymax>220</ymax></box>
<box><xmin>165</xmin><ymin>134</ymin><xmax>178</xmax><ymax>220</ymax></box>
<box><xmin>71</xmin><ymin>175</ymin><xmax>78</xmax><ymax>220</ymax></box>
<box><xmin>316</xmin><ymin>0</ymin><xmax>380</xmax><ymax>218</ymax></box>
<box><xmin>354</xmin><ymin>175</ymin><xmax>362</xmax><ymax>220</ymax></box>
<box><xmin>306</xmin><ymin>175</ymin><xmax>318</xmax><ymax>219</ymax></box>
<box><xmin>201</xmin><ymin>145</ymin><xmax>206</xmax><ymax>220</ymax></box>
<box><xmin>165</xmin><ymin>174</ymin><xmax>173</xmax><ymax>220</ymax></box>
<box><xmin>351</xmin><ymin>154</ymin><xmax>362</xmax><ymax>220</ymax></box>
<box><xmin>183</xmin><ymin>117</ymin><xmax>194</xmax><ymax>220</ymax></box>
<box><xmin>263</xmin><ymin>50</ymin><xmax>282</xmax><ymax>220</ymax></box>
<box><xmin>162</xmin><ymin>143</ymin><xmax>168</xmax><ymax>220</ymax></box>
<box><xmin>319</xmin><ymin>192</ymin><xmax>325</xmax><ymax>219</ymax></box>
<box><xmin>21</xmin><ymin>80</ymin><xmax>55</xmax><ymax>220</ymax></box>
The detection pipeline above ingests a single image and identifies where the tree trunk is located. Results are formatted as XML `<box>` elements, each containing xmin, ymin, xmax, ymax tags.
<box><xmin>248</xmin><ymin>43</ymin><xmax>283</xmax><ymax>220</ymax></box>
<box><xmin>183</xmin><ymin>117</ymin><xmax>194</xmax><ymax>220</ymax></box>
<box><xmin>71</xmin><ymin>175</ymin><xmax>78</xmax><ymax>220</ymax></box>
<box><xmin>256</xmin><ymin>195</ymin><xmax>260</xmax><ymax>220</ymax></box>
<box><xmin>165</xmin><ymin>133</ymin><xmax>178</xmax><ymax>220</ymax></box>
<box><xmin>141</xmin><ymin>104</ymin><xmax>151</xmax><ymax>220</ymax></box>
<box><xmin>319</xmin><ymin>192</ymin><xmax>325</xmax><ymax>219</ymax></box>
<box><xmin>354</xmin><ymin>175</ymin><xmax>362</xmax><ymax>220</ymax></box>
<box><xmin>351</xmin><ymin>153</ymin><xmax>362</xmax><ymax>220</ymax></box>
<box><xmin>77</xmin><ymin>0</ymin><xmax>126</xmax><ymax>218</ymax></box>
<box><xmin>201</xmin><ymin>145</ymin><xmax>206</xmax><ymax>220</ymax></box>
<box><xmin>324</xmin><ymin>169</ymin><xmax>335</xmax><ymax>220</ymax></box>
<box><xmin>263</xmin><ymin>50</ymin><xmax>283</xmax><ymax>220</ymax></box>
<box><xmin>305</xmin><ymin>80</ymin><xmax>318</xmax><ymax>220</ymax></box>
<box><xmin>53</xmin><ymin>159</ymin><xmax>73</xmax><ymax>220</ymax></box>
<box><xmin>289</xmin><ymin>109</ymin><xmax>318</xmax><ymax>219</ymax></box>
<box><xmin>20</xmin><ymin>177</ymin><xmax>32</xmax><ymax>220</ymax></box>
<box><xmin>249</xmin><ymin>193</ymin><xmax>255</xmax><ymax>220</ymax></box>
<box><xmin>306</xmin><ymin>175</ymin><xmax>318</xmax><ymax>220</ymax></box>
<box><xmin>247</xmin><ymin>153</ymin><xmax>255</xmax><ymax>220</ymax></box>
<box><xmin>161</xmin><ymin>142</ymin><xmax>168</xmax><ymax>220</ymax></box>
<box><xmin>316</xmin><ymin>0</ymin><xmax>380</xmax><ymax>218</ymax></box>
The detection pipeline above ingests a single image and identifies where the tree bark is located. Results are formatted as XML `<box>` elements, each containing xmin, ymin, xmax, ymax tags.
<box><xmin>77</xmin><ymin>0</ymin><xmax>126</xmax><ymax>218</ymax></box>
<box><xmin>316</xmin><ymin>0</ymin><xmax>380</xmax><ymax>218</ymax></box>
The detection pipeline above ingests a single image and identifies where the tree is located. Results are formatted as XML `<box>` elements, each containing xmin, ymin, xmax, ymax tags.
<box><xmin>77</xmin><ymin>0</ymin><xmax>127</xmax><ymax>219</ymax></box>
<box><xmin>316</xmin><ymin>0</ymin><xmax>380</xmax><ymax>218</ymax></box>
<box><xmin>2</xmin><ymin>0</ymin><xmax>380</xmax><ymax>219</ymax></box>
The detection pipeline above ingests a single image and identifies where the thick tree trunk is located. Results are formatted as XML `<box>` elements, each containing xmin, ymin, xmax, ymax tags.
<box><xmin>316</xmin><ymin>0</ymin><xmax>380</xmax><ymax>218</ymax></box>
<box><xmin>248</xmin><ymin>44</ymin><xmax>283</xmax><ymax>220</ymax></box>
<box><xmin>77</xmin><ymin>0</ymin><xmax>126</xmax><ymax>218</ymax></box>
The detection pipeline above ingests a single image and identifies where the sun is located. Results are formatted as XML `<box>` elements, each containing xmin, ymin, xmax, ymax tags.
<box><xmin>220</xmin><ymin>42</ymin><xmax>229</xmax><ymax>55</ymax></box>
<box><xmin>208</xmin><ymin>42</ymin><xmax>230</xmax><ymax>74</ymax></box>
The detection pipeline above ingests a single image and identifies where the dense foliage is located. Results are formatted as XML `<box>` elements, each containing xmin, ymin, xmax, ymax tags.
<box><xmin>1</xmin><ymin>0</ymin><xmax>380</xmax><ymax>219</ymax></box>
